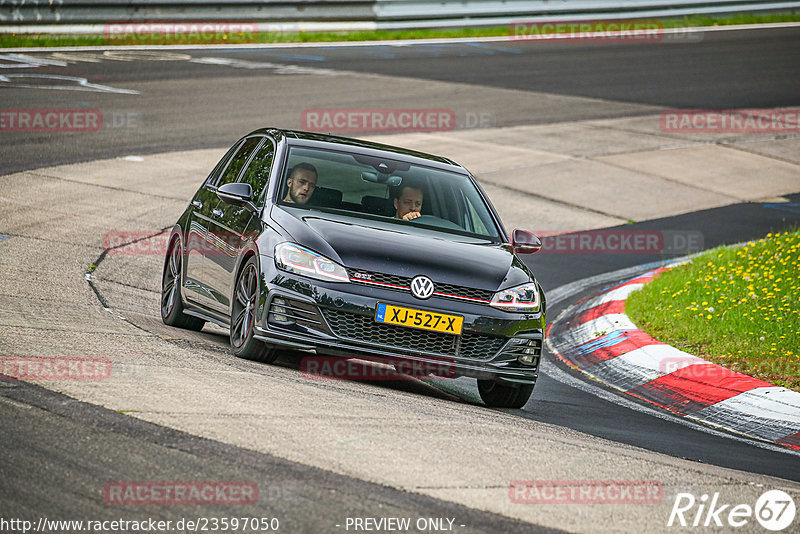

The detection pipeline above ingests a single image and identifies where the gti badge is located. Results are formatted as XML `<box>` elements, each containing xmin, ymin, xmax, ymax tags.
<box><xmin>410</xmin><ymin>275</ymin><xmax>435</xmax><ymax>299</ymax></box>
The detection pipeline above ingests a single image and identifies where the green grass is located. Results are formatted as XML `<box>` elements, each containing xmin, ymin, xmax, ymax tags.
<box><xmin>1</xmin><ymin>26</ymin><xmax>511</xmax><ymax>48</ymax></box>
<box><xmin>2</xmin><ymin>12</ymin><xmax>799</xmax><ymax>48</ymax></box>
<box><xmin>626</xmin><ymin>229</ymin><xmax>800</xmax><ymax>391</ymax></box>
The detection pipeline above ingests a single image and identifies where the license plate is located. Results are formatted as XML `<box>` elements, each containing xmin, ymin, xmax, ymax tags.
<box><xmin>374</xmin><ymin>303</ymin><xmax>463</xmax><ymax>335</ymax></box>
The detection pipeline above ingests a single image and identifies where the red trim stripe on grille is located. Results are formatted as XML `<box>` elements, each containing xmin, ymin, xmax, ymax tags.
<box><xmin>349</xmin><ymin>278</ymin><xmax>491</xmax><ymax>303</ymax></box>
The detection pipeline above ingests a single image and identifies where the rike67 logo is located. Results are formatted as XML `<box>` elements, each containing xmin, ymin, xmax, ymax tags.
<box><xmin>668</xmin><ymin>490</ymin><xmax>796</xmax><ymax>531</ymax></box>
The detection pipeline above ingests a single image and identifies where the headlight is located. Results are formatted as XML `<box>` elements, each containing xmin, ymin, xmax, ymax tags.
<box><xmin>274</xmin><ymin>243</ymin><xmax>349</xmax><ymax>283</ymax></box>
<box><xmin>490</xmin><ymin>282</ymin><xmax>540</xmax><ymax>312</ymax></box>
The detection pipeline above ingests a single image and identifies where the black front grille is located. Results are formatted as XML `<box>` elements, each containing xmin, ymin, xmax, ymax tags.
<box><xmin>321</xmin><ymin>309</ymin><xmax>505</xmax><ymax>360</ymax></box>
<box><xmin>460</xmin><ymin>333</ymin><xmax>510</xmax><ymax>360</ymax></box>
<box><xmin>350</xmin><ymin>268</ymin><xmax>409</xmax><ymax>289</ymax></box>
<box><xmin>348</xmin><ymin>268</ymin><xmax>494</xmax><ymax>303</ymax></box>
<box><xmin>434</xmin><ymin>282</ymin><xmax>494</xmax><ymax>302</ymax></box>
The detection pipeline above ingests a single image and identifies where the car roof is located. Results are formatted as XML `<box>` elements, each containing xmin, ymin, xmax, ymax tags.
<box><xmin>245</xmin><ymin>128</ymin><xmax>465</xmax><ymax>172</ymax></box>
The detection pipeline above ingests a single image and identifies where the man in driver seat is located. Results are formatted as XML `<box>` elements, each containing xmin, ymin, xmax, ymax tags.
<box><xmin>283</xmin><ymin>162</ymin><xmax>318</xmax><ymax>204</ymax></box>
<box><xmin>394</xmin><ymin>185</ymin><xmax>423</xmax><ymax>221</ymax></box>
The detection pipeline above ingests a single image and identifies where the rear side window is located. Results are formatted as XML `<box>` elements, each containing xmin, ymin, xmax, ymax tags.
<box><xmin>240</xmin><ymin>139</ymin><xmax>275</xmax><ymax>204</ymax></box>
<box><xmin>215</xmin><ymin>136</ymin><xmax>262</xmax><ymax>187</ymax></box>
<box><xmin>205</xmin><ymin>141</ymin><xmax>242</xmax><ymax>187</ymax></box>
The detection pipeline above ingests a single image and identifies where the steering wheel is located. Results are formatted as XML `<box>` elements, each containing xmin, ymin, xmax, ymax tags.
<box><xmin>409</xmin><ymin>215</ymin><xmax>463</xmax><ymax>231</ymax></box>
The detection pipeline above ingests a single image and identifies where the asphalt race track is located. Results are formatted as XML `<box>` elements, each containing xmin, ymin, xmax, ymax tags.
<box><xmin>2</xmin><ymin>25</ymin><xmax>800</xmax><ymax>533</ymax></box>
<box><xmin>3</xmin><ymin>25</ymin><xmax>799</xmax><ymax>174</ymax></box>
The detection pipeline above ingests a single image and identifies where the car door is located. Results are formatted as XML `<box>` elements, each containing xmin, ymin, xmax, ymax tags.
<box><xmin>204</xmin><ymin>135</ymin><xmax>273</xmax><ymax>315</ymax></box>
<box><xmin>183</xmin><ymin>141</ymin><xmax>242</xmax><ymax>307</ymax></box>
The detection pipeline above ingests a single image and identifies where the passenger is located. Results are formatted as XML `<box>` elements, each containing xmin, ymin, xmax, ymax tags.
<box><xmin>393</xmin><ymin>185</ymin><xmax>423</xmax><ymax>221</ymax></box>
<box><xmin>283</xmin><ymin>163</ymin><xmax>318</xmax><ymax>204</ymax></box>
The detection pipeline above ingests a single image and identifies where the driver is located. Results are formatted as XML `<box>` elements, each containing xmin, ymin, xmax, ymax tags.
<box><xmin>283</xmin><ymin>163</ymin><xmax>318</xmax><ymax>204</ymax></box>
<box><xmin>394</xmin><ymin>185</ymin><xmax>423</xmax><ymax>221</ymax></box>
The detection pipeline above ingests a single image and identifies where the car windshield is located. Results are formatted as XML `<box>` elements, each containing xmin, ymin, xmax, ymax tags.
<box><xmin>277</xmin><ymin>146</ymin><xmax>502</xmax><ymax>240</ymax></box>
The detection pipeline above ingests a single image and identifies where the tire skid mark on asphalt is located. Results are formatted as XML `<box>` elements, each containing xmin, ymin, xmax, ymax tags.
<box><xmin>85</xmin><ymin>227</ymin><xmax>170</xmax><ymax>315</ymax></box>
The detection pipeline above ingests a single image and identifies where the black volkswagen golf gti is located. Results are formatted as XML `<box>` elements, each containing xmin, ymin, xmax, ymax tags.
<box><xmin>162</xmin><ymin>129</ymin><xmax>546</xmax><ymax>408</ymax></box>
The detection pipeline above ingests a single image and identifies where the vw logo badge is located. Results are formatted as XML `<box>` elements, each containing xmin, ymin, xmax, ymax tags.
<box><xmin>410</xmin><ymin>275</ymin><xmax>435</xmax><ymax>300</ymax></box>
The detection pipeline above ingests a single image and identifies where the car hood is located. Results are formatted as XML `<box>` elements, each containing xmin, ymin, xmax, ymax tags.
<box><xmin>272</xmin><ymin>207</ymin><xmax>534</xmax><ymax>291</ymax></box>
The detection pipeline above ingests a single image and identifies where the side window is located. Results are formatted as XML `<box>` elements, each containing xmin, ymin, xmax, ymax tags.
<box><xmin>205</xmin><ymin>141</ymin><xmax>242</xmax><ymax>187</ymax></box>
<box><xmin>215</xmin><ymin>136</ymin><xmax>262</xmax><ymax>187</ymax></box>
<box><xmin>239</xmin><ymin>138</ymin><xmax>275</xmax><ymax>204</ymax></box>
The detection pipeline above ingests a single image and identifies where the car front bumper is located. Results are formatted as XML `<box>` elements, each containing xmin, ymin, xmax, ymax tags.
<box><xmin>252</xmin><ymin>265</ymin><xmax>545</xmax><ymax>385</ymax></box>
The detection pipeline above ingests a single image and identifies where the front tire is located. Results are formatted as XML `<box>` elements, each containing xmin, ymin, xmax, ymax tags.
<box><xmin>161</xmin><ymin>235</ymin><xmax>205</xmax><ymax>331</ymax></box>
<box><xmin>477</xmin><ymin>379</ymin><xmax>534</xmax><ymax>409</ymax></box>
<box><xmin>230</xmin><ymin>257</ymin><xmax>278</xmax><ymax>363</ymax></box>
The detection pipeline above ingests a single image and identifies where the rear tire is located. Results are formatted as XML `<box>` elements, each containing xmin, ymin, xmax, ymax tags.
<box><xmin>230</xmin><ymin>257</ymin><xmax>278</xmax><ymax>363</ymax></box>
<box><xmin>477</xmin><ymin>379</ymin><xmax>534</xmax><ymax>409</ymax></box>
<box><xmin>161</xmin><ymin>235</ymin><xmax>205</xmax><ymax>331</ymax></box>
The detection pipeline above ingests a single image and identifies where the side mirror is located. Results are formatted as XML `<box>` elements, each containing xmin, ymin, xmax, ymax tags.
<box><xmin>511</xmin><ymin>229</ymin><xmax>542</xmax><ymax>254</ymax></box>
<box><xmin>217</xmin><ymin>182</ymin><xmax>256</xmax><ymax>212</ymax></box>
